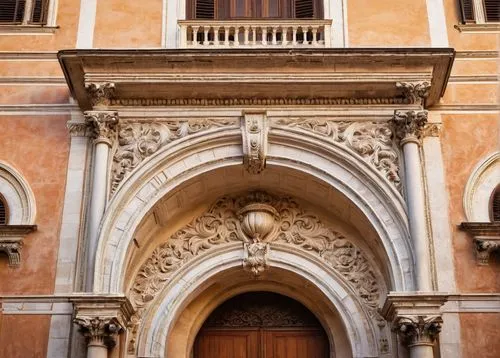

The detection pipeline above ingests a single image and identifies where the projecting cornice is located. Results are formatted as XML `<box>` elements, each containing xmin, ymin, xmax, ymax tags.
<box><xmin>58</xmin><ymin>48</ymin><xmax>454</xmax><ymax>111</ymax></box>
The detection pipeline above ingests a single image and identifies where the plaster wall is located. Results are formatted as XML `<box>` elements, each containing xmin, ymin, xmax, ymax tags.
<box><xmin>460</xmin><ymin>313</ymin><xmax>500</xmax><ymax>358</ymax></box>
<box><xmin>0</xmin><ymin>314</ymin><xmax>51</xmax><ymax>358</ymax></box>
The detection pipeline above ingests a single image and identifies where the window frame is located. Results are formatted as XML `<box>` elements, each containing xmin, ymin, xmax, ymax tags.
<box><xmin>0</xmin><ymin>193</ymin><xmax>8</xmax><ymax>225</ymax></box>
<box><xmin>459</xmin><ymin>0</ymin><xmax>500</xmax><ymax>24</ymax></box>
<box><xmin>489</xmin><ymin>184</ymin><xmax>500</xmax><ymax>222</ymax></box>
<box><xmin>0</xmin><ymin>0</ymin><xmax>58</xmax><ymax>33</ymax></box>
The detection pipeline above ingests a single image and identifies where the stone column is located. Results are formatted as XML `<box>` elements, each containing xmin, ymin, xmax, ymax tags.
<box><xmin>84</xmin><ymin>111</ymin><xmax>118</xmax><ymax>291</ymax></box>
<box><xmin>73</xmin><ymin>296</ymin><xmax>134</xmax><ymax>358</ymax></box>
<box><xmin>391</xmin><ymin>110</ymin><xmax>432</xmax><ymax>291</ymax></box>
<box><xmin>382</xmin><ymin>293</ymin><xmax>448</xmax><ymax>358</ymax></box>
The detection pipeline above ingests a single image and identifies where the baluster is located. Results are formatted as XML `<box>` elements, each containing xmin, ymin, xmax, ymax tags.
<box><xmin>192</xmin><ymin>26</ymin><xmax>200</xmax><ymax>47</ymax></box>
<box><xmin>262</xmin><ymin>27</ymin><xmax>267</xmax><ymax>46</ymax></box>
<box><xmin>234</xmin><ymin>26</ymin><xmax>240</xmax><ymax>46</ymax></box>
<box><xmin>312</xmin><ymin>26</ymin><xmax>318</xmax><ymax>46</ymax></box>
<box><xmin>281</xmin><ymin>27</ymin><xmax>288</xmax><ymax>46</ymax></box>
<box><xmin>224</xmin><ymin>26</ymin><xmax>230</xmax><ymax>47</ymax></box>
<box><xmin>244</xmin><ymin>26</ymin><xmax>250</xmax><ymax>46</ymax></box>
<box><xmin>272</xmin><ymin>26</ymin><xmax>278</xmax><ymax>45</ymax></box>
<box><xmin>213</xmin><ymin>26</ymin><xmax>220</xmax><ymax>47</ymax></box>
<box><xmin>292</xmin><ymin>26</ymin><xmax>297</xmax><ymax>46</ymax></box>
<box><xmin>252</xmin><ymin>26</ymin><xmax>258</xmax><ymax>46</ymax></box>
<box><xmin>203</xmin><ymin>26</ymin><xmax>210</xmax><ymax>46</ymax></box>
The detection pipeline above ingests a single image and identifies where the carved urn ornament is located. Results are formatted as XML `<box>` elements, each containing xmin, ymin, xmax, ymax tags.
<box><xmin>238</xmin><ymin>203</ymin><xmax>279</xmax><ymax>242</ymax></box>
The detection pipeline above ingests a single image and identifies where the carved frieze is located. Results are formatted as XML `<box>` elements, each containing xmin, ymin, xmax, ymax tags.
<box><xmin>241</xmin><ymin>112</ymin><xmax>268</xmax><ymax>174</ymax></box>
<box><xmin>84</xmin><ymin>111</ymin><xmax>119</xmax><ymax>146</ymax></box>
<box><xmin>396</xmin><ymin>81</ymin><xmax>431</xmax><ymax>106</ymax></box>
<box><xmin>273</xmin><ymin>118</ymin><xmax>401</xmax><ymax>191</ymax></box>
<box><xmin>111</xmin><ymin>119</ymin><xmax>237</xmax><ymax>194</ymax></box>
<box><xmin>391</xmin><ymin>110</ymin><xmax>428</xmax><ymax>145</ymax></box>
<box><xmin>129</xmin><ymin>192</ymin><xmax>383</xmax><ymax>344</ymax></box>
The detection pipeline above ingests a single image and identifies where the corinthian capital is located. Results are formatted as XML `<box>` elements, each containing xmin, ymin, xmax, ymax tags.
<box><xmin>397</xmin><ymin>81</ymin><xmax>431</xmax><ymax>106</ymax></box>
<box><xmin>84</xmin><ymin>111</ymin><xmax>119</xmax><ymax>146</ymax></box>
<box><xmin>394</xmin><ymin>315</ymin><xmax>442</xmax><ymax>347</ymax></box>
<box><xmin>391</xmin><ymin>110</ymin><xmax>428</xmax><ymax>145</ymax></box>
<box><xmin>74</xmin><ymin>316</ymin><xmax>123</xmax><ymax>348</ymax></box>
<box><xmin>85</xmin><ymin>82</ymin><xmax>115</xmax><ymax>107</ymax></box>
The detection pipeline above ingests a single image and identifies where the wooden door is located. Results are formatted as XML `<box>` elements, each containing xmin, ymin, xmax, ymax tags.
<box><xmin>193</xmin><ymin>292</ymin><xmax>329</xmax><ymax>358</ymax></box>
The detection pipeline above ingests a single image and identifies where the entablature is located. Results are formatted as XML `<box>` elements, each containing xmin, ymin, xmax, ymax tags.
<box><xmin>58</xmin><ymin>48</ymin><xmax>455</xmax><ymax>111</ymax></box>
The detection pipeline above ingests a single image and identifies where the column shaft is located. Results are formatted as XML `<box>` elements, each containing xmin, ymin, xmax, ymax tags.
<box><xmin>86</xmin><ymin>142</ymin><xmax>110</xmax><ymax>291</ymax></box>
<box><xmin>409</xmin><ymin>344</ymin><xmax>434</xmax><ymax>358</ymax></box>
<box><xmin>402</xmin><ymin>141</ymin><xmax>432</xmax><ymax>291</ymax></box>
<box><xmin>87</xmin><ymin>339</ymin><xmax>108</xmax><ymax>358</ymax></box>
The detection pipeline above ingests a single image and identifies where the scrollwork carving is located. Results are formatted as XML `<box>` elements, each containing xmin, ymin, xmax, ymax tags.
<box><xmin>273</xmin><ymin>119</ymin><xmax>401</xmax><ymax>190</ymax></box>
<box><xmin>128</xmin><ymin>192</ymin><xmax>383</xmax><ymax>353</ymax></box>
<box><xmin>111</xmin><ymin>119</ymin><xmax>237</xmax><ymax>194</ymax></box>
<box><xmin>391</xmin><ymin>110</ymin><xmax>428</xmax><ymax>145</ymax></box>
<box><xmin>84</xmin><ymin>111</ymin><xmax>119</xmax><ymax>146</ymax></box>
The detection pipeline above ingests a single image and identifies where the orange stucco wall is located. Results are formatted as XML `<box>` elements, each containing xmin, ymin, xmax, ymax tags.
<box><xmin>441</xmin><ymin>114</ymin><xmax>500</xmax><ymax>292</ymax></box>
<box><xmin>347</xmin><ymin>0</ymin><xmax>431</xmax><ymax>46</ymax></box>
<box><xmin>0</xmin><ymin>116</ymin><xmax>70</xmax><ymax>294</ymax></box>
<box><xmin>0</xmin><ymin>314</ymin><xmax>51</xmax><ymax>357</ymax></box>
<box><xmin>461</xmin><ymin>313</ymin><xmax>500</xmax><ymax>358</ymax></box>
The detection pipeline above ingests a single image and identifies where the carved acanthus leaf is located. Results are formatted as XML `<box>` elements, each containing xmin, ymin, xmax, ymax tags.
<box><xmin>396</xmin><ymin>81</ymin><xmax>431</xmax><ymax>106</ymax></box>
<box><xmin>129</xmin><ymin>192</ymin><xmax>383</xmax><ymax>324</ymax></box>
<box><xmin>394</xmin><ymin>315</ymin><xmax>442</xmax><ymax>346</ymax></box>
<box><xmin>391</xmin><ymin>110</ymin><xmax>428</xmax><ymax>144</ymax></box>
<box><xmin>111</xmin><ymin>119</ymin><xmax>237</xmax><ymax>194</ymax></box>
<box><xmin>85</xmin><ymin>82</ymin><xmax>116</xmax><ymax>107</ymax></box>
<box><xmin>273</xmin><ymin>119</ymin><xmax>401</xmax><ymax>191</ymax></box>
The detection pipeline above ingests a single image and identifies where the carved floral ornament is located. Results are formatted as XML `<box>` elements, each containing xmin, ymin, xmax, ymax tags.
<box><xmin>126</xmin><ymin>192</ymin><xmax>384</xmax><ymax>353</ymax></box>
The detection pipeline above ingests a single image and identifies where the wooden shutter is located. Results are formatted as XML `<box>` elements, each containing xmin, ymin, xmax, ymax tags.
<box><xmin>484</xmin><ymin>0</ymin><xmax>500</xmax><ymax>22</ymax></box>
<box><xmin>459</xmin><ymin>0</ymin><xmax>475</xmax><ymax>23</ymax></box>
<box><xmin>0</xmin><ymin>195</ymin><xmax>7</xmax><ymax>225</ymax></box>
<box><xmin>492</xmin><ymin>187</ymin><xmax>500</xmax><ymax>221</ymax></box>
<box><xmin>195</xmin><ymin>0</ymin><xmax>215</xmax><ymax>19</ymax></box>
<box><xmin>30</xmin><ymin>0</ymin><xmax>49</xmax><ymax>24</ymax></box>
<box><xmin>294</xmin><ymin>0</ymin><xmax>314</xmax><ymax>18</ymax></box>
<box><xmin>0</xmin><ymin>0</ymin><xmax>26</xmax><ymax>23</ymax></box>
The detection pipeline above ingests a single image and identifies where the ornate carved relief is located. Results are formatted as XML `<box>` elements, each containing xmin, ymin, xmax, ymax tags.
<box><xmin>394</xmin><ymin>315</ymin><xmax>442</xmax><ymax>346</ymax></box>
<box><xmin>273</xmin><ymin>119</ymin><xmax>401</xmax><ymax>190</ymax></box>
<box><xmin>84</xmin><ymin>111</ymin><xmax>119</xmax><ymax>146</ymax></box>
<box><xmin>74</xmin><ymin>316</ymin><xmax>123</xmax><ymax>348</ymax></box>
<box><xmin>241</xmin><ymin>112</ymin><xmax>268</xmax><ymax>174</ymax></box>
<box><xmin>391</xmin><ymin>110</ymin><xmax>428</xmax><ymax>145</ymax></box>
<box><xmin>422</xmin><ymin>123</ymin><xmax>441</xmax><ymax>137</ymax></box>
<box><xmin>67</xmin><ymin>121</ymin><xmax>92</xmax><ymax>137</ymax></box>
<box><xmin>127</xmin><ymin>192</ymin><xmax>384</xmax><ymax>353</ymax></box>
<box><xmin>111</xmin><ymin>119</ymin><xmax>237</xmax><ymax>194</ymax></box>
<box><xmin>396</xmin><ymin>81</ymin><xmax>431</xmax><ymax>106</ymax></box>
<box><xmin>85</xmin><ymin>82</ymin><xmax>116</xmax><ymax>107</ymax></box>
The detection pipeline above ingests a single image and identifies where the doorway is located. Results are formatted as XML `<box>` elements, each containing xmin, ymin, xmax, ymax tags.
<box><xmin>193</xmin><ymin>292</ymin><xmax>330</xmax><ymax>358</ymax></box>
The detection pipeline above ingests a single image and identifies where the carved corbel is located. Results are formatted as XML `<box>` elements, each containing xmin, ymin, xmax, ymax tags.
<box><xmin>241</xmin><ymin>111</ymin><xmax>268</xmax><ymax>174</ymax></box>
<box><xmin>72</xmin><ymin>296</ymin><xmax>134</xmax><ymax>349</ymax></box>
<box><xmin>460</xmin><ymin>222</ymin><xmax>500</xmax><ymax>265</ymax></box>
<box><xmin>84</xmin><ymin>111</ymin><xmax>119</xmax><ymax>146</ymax></box>
<box><xmin>0</xmin><ymin>225</ymin><xmax>37</xmax><ymax>266</ymax></box>
<box><xmin>85</xmin><ymin>82</ymin><xmax>116</xmax><ymax>108</ymax></box>
<box><xmin>396</xmin><ymin>81</ymin><xmax>431</xmax><ymax>106</ymax></box>
<box><xmin>243</xmin><ymin>242</ymin><xmax>269</xmax><ymax>276</ymax></box>
<box><xmin>391</xmin><ymin>110</ymin><xmax>428</xmax><ymax>145</ymax></box>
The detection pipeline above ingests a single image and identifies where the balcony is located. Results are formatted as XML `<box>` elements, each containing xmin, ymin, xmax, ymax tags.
<box><xmin>178</xmin><ymin>19</ymin><xmax>333</xmax><ymax>48</ymax></box>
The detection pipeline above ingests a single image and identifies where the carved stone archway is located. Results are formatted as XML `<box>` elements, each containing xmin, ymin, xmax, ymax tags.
<box><xmin>125</xmin><ymin>191</ymin><xmax>389</xmax><ymax>357</ymax></box>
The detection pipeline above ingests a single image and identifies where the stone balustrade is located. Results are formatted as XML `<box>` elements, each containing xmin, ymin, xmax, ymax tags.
<box><xmin>178</xmin><ymin>19</ymin><xmax>332</xmax><ymax>48</ymax></box>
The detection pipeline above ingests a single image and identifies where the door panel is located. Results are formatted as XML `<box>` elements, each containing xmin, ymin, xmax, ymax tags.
<box><xmin>194</xmin><ymin>329</ymin><xmax>259</xmax><ymax>358</ymax></box>
<box><xmin>264</xmin><ymin>329</ymin><xmax>329</xmax><ymax>358</ymax></box>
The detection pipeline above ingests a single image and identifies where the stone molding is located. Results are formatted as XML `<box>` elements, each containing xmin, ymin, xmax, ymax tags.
<box><xmin>273</xmin><ymin>118</ymin><xmax>402</xmax><ymax>191</ymax></box>
<box><xmin>241</xmin><ymin>112</ymin><xmax>268</xmax><ymax>174</ymax></box>
<box><xmin>460</xmin><ymin>222</ymin><xmax>500</xmax><ymax>265</ymax></box>
<box><xmin>85</xmin><ymin>82</ymin><xmax>116</xmax><ymax>108</ymax></box>
<box><xmin>84</xmin><ymin>111</ymin><xmax>119</xmax><ymax>146</ymax></box>
<box><xmin>396</xmin><ymin>81</ymin><xmax>431</xmax><ymax>106</ymax></box>
<box><xmin>111</xmin><ymin>118</ymin><xmax>238</xmax><ymax>194</ymax></box>
<box><xmin>73</xmin><ymin>296</ymin><xmax>134</xmax><ymax>348</ymax></box>
<box><xmin>381</xmin><ymin>292</ymin><xmax>448</xmax><ymax>348</ymax></box>
<box><xmin>391</xmin><ymin>110</ymin><xmax>428</xmax><ymax>145</ymax></box>
<box><xmin>0</xmin><ymin>225</ymin><xmax>37</xmax><ymax>266</ymax></box>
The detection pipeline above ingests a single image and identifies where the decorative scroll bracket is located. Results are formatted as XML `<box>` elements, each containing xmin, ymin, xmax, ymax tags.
<box><xmin>242</xmin><ymin>111</ymin><xmax>268</xmax><ymax>174</ymax></box>
<box><xmin>460</xmin><ymin>222</ymin><xmax>500</xmax><ymax>265</ymax></box>
<box><xmin>0</xmin><ymin>225</ymin><xmax>37</xmax><ymax>267</ymax></box>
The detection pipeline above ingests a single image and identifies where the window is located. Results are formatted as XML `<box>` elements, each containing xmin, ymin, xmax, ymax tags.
<box><xmin>491</xmin><ymin>186</ymin><xmax>500</xmax><ymax>221</ymax></box>
<box><xmin>0</xmin><ymin>0</ymin><xmax>49</xmax><ymax>25</ymax></box>
<box><xmin>0</xmin><ymin>194</ymin><xmax>7</xmax><ymax>225</ymax></box>
<box><xmin>187</xmin><ymin>0</ymin><xmax>323</xmax><ymax>20</ymax></box>
<box><xmin>459</xmin><ymin>0</ymin><xmax>500</xmax><ymax>23</ymax></box>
